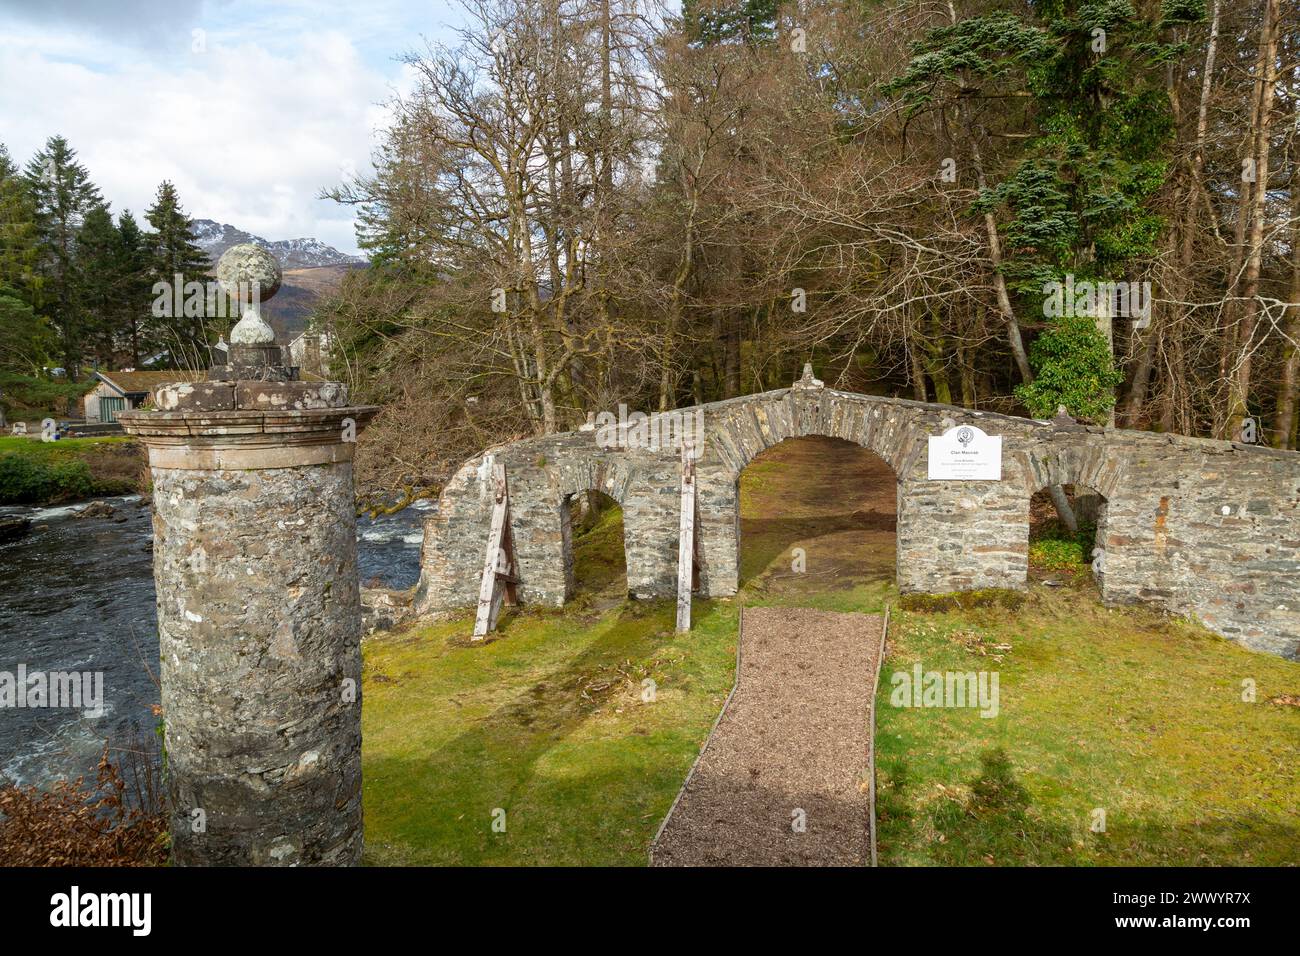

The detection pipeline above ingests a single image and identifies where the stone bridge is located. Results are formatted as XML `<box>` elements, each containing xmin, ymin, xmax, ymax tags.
<box><xmin>415</xmin><ymin>373</ymin><xmax>1300</xmax><ymax>660</ymax></box>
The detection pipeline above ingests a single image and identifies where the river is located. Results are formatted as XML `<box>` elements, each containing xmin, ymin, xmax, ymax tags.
<box><xmin>0</xmin><ymin>494</ymin><xmax>428</xmax><ymax>790</ymax></box>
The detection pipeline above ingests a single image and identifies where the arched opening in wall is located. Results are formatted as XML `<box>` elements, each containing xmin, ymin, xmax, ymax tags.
<box><xmin>1027</xmin><ymin>485</ymin><xmax>1109</xmax><ymax>587</ymax></box>
<box><xmin>562</xmin><ymin>490</ymin><xmax>627</xmax><ymax>605</ymax></box>
<box><xmin>738</xmin><ymin>435</ymin><xmax>897</xmax><ymax>601</ymax></box>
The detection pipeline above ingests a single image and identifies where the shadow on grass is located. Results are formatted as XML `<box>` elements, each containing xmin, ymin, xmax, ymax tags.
<box><xmin>364</xmin><ymin>598</ymin><xmax>734</xmax><ymax>865</ymax></box>
<box><xmin>878</xmin><ymin>747</ymin><xmax>1300</xmax><ymax>866</ymax></box>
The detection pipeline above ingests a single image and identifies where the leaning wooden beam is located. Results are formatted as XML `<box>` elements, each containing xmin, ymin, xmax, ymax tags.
<box><xmin>473</xmin><ymin>459</ymin><xmax>519</xmax><ymax>639</ymax></box>
<box><xmin>676</xmin><ymin>442</ymin><xmax>696</xmax><ymax>634</ymax></box>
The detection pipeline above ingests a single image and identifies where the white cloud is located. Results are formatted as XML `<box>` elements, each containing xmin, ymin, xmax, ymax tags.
<box><xmin>0</xmin><ymin>7</ymin><xmax>431</xmax><ymax>256</ymax></box>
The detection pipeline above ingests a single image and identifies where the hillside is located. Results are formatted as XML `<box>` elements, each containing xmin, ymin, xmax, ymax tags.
<box><xmin>261</xmin><ymin>263</ymin><xmax>365</xmax><ymax>341</ymax></box>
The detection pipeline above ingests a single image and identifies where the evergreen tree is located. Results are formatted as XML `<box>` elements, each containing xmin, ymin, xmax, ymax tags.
<box><xmin>23</xmin><ymin>135</ymin><xmax>104</xmax><ymax>379</ymax></box>
<box><xmin>0</xmin><ymin>284</ymin><xmax>57</xmax><ymax>374</ymax></box>
<box><xmin>76</xmin><ymin>204</ymin><xmax>125</xmax><ymax>369</ymax></box>
<box><xmin>0</xmin><ymin>143</ymin><xmax>42</xmax><ymax>303</ymax></box>
<box><xmin>885</xmin><ymin>0</ymin><xmax>1203</xmax><ymax>423</ymax></box>
<box><xmin>144</xmin><ymin>180</ymin><xmax>211</xmax><ymax>368</ymax></box>
<box><xmin>115</xmin><ymin>211</ymin><xmax>153</xmax><ymax>368</ymax></box>
<box><xmin>682</xmin><ymin>0</ymin><xmax>782</xmax><ymax>46</ymax></box>
<box><xmin>0</xmin><ymin>280</ymin><xmax>63</xmax><ymax>424</ymax></box>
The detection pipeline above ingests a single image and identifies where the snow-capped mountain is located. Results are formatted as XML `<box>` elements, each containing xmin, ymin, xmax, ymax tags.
<box><xmin>192</xmin><ymin>218</ymin><xmax>366</xmax><ymax>270</ymax></box>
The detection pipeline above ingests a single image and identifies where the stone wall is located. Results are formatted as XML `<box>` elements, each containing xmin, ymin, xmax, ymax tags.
<box><xmin>415</xmin><ymin>385</ymin><xmax>1300</xmax><ymax>660</ymax></box>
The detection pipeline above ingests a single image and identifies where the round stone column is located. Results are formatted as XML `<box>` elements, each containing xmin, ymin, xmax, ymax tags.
<box><xmin>119</xmin><ymin>244</ymin><xmax>377</xmax><ymax>865</ymax></box>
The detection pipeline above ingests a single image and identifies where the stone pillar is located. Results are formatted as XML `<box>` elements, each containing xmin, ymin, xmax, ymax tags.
<box><xmin>120</xmin><ymin>244</ymin><xmax>376</xmax><ymax>865</ymax></box>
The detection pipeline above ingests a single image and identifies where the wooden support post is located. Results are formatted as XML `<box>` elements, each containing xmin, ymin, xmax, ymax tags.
<box><xmin>676</xmin><ymin>441</ymin><xmax>697</xmax><ymax>633</ymax></box>
<box><xmin>473</xmin><ymin>459</ymin><xmax>519</xmax><ymax>639</ymax></box>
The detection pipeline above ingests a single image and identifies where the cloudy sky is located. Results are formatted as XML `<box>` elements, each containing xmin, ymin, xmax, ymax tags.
<box><xmin>0</xmin><ymin>0</ymin><xmax>473</xmax><ymax>256</ymax></box>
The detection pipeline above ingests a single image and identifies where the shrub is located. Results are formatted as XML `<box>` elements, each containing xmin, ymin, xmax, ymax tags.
<box><xmin>0</xmin><ymin>454</ymin><xmax>95</xmax><ymax>504</ymax></box>
<box><xmin>1014</xmin><ymin>313</ymin><xmax>1124</xmax><ymax>424</ymax></box>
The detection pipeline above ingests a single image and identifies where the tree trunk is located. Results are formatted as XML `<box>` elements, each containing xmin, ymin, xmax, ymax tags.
<box><xmin>1048</xmin><ymin>485</ymin><xmax>1078</xmax><ymax>534</ymax></box>
<box><xmin>1094</xmin><ymin>285</ymin><xmax>1116</xmax><ymax>428</ymax></box>
<box><xmin>927</xmin><ymin>312</ymin><xmax>953</xmax><ymax>405</ymax></box>
<box><xmin>1133</xmin><ymin>0</ymin><xmax>1218</xmax><ymax>432</ymax></box>
<box><xmin>1225</xmin><ymin>0</ymin><xmax>1280</xmax><ymax>441</ymax></box>
<box><xmin>910</xmin><ymin>345</ymin><xmax>928</xmax><ymax>402</ymax></box>
<box><xmin>723</xmin><ymin>310</ymin><xmax>741</xmax><ymax>398</ymax></box>
<box><xmin>945</xmin><ymin>1</ymin><xmax>1032</xmax><ymax>385</ymax></box>
<box><xmin>1273</xmin><ymin>180</ymin><xmax>1300</xmax><ymax>448</ymax></box>
<box><xmin>660</xmin><ymin>183</ymin><xmax>698</xmax><ymax>410</ymax></box>
<box><xmin>958</xmin><ymin>347</ymin><xmax>976</xmax><ymax>408</ymax></box>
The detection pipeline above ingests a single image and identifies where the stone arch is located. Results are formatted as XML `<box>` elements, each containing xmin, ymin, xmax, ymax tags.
<box><xmin>414</xmin><ymin>378</ymin><xmax>1300</xmax><ymax>660</ymax></box>
<box><xmin>687</xmin><ymin>387</ymin><xmax>950</xmax><ymax>597</ymax></box>
<box><xmin>730</xmin><ymin>432</ymin><xmax>900</xmax><ymax>591</ymax></box>
<box><xmin>701</xmin><ymin>389</ymin><xmax>926</xmax><ymax>483</ymax></box>
<box><xmin>1024</xmin><ymin>479</ymin><xmax>1112</xmax><ymax>592</ymax></box>
<box><xmin>1015</xmin><ymin>443</ymin><xmax>1128</xmax><ymax>594</ymax></box>
<box><xmin>548</xmin><ymin>451</ymin><xmax>636</xmax><ymax>506</ymax></box>
<box><xmin>561</xmin><ymin>487</ymin><xmax>628</xmax><ymax>600</ymax></box>
<box><xmin>553</xmin><ymin>454</ymin><xmax>635</xmax><ymax>601</ymax></box>
<box><xmin>1019</xmin><ymin>444</ymin><xmax>1127</xmax><ymax>501</ymax></box>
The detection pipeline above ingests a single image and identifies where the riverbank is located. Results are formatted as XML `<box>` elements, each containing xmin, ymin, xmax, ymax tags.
<box><xmin>0</xmin><ymin>435</ymin><xmax>145</xmax><ymax>506</ymax></box>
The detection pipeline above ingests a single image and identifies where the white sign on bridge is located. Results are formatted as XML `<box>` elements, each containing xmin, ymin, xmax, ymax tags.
<box><xmin>928</xmin><ymin>424</ymin><xmax>1002</xmax><ymax>481</ymax></box>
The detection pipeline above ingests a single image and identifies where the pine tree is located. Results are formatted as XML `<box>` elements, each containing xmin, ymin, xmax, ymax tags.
<box><xmin>144</xmin><ymin>180</ymin><xmax>211</xmax><ymax>369</ymax></box>
<box><xmin>76</xmin><ymin>205</ymin><xmax>125</xmax><ymax>369</ymax></box>
<box><xmin>115</xmin><ymin>211</ymin><xmax>152</xmax><ymax>368</ymax></box>
<box><xmin>0</xmin><ymin>143</ymin><xmax>42</xmax><ymax>303</ymax></box>
<box><xmin>682</xmin><ymin>0</ymin><xmax>782</xmax><ymax>46</ymax></box>
<box><xmin>23</xmin><ymin>135</ymin><xmax>104</xmax><ymax>379</ymax></box>
<box><xmin>0</xmin><ymin>285</ymin><xmax>57</xmax><ymax>375</ymax></box>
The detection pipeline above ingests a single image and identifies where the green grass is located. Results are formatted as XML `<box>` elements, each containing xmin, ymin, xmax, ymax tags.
<box><xmin>0</xmin><ymin>434</ymin><xmax>135</xmax><ymax>457</ymax></box>
<box><xmin>0</xmin><ymin>435</ymin><xmax>142</xmax><ymax>504</ymax></box>
<box><xmin>1028</xmin><ymin>521</ymin><xmax>1097</xmax><ymax>574</ymax></box>
<box><xmin>361</xmin><ymin>437</ymin><xmax>1300</xmax><ymax>866</ymax></box>
<box><xmin>361</xmin><ymin>506</ymin><xmax>738</xmax><ymax>866</ymax></box>
<box><xmin>875</xmin><ymin>590</ymin><xmax>1300</xmax><ymax>866</ymax></box>
<box><xmin>898</xmin><ymin>589</ymin><xmax>1026</xmax><ymax>613</ymax></box>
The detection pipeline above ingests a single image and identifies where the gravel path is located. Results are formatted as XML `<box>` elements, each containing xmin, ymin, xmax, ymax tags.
<box><xmin>651</xmin><ymin>606</ymin><xmax>883</xmax><ymax>867</ymax></box>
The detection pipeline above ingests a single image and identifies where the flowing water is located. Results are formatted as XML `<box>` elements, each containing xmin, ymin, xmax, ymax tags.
<box><xmin>0</xmin><ymin>495</ymin><xmax>429</xmax><ymax>790</ymax></box>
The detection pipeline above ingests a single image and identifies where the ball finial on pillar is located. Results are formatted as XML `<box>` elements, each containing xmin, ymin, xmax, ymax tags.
<box><xmin>216</xmin><ymin>243</ymin><xmax>281</xmax><ymax>346</ymax></box>
<box><xmin>210</xmin><ymin>244</ymin><xmax>297</xmax><ymax>381</ymax></box>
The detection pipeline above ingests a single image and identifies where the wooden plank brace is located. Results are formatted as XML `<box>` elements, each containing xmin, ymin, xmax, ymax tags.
<box><xmin>473</xmin><ymin>459</ymin><xmax>519</xmax><ymax>639</ymax></box>
<box><xmin>676</xmin><ymin>441</ymin><xmax>701</xmax><ymax>633</ymax></box>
